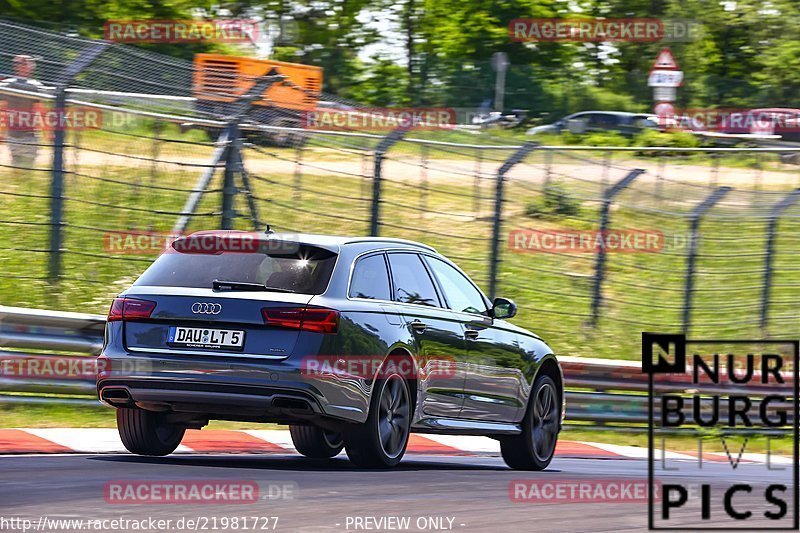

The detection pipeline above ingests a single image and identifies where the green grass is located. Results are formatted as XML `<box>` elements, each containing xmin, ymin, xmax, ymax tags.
<box><xmin>3</xmin><ymin>129</ymin><xmax>800</xmax><ymax>359</ymax></box>
<box><xmin>563</xmin><ymin>428</ymin><xmax>793</xmax><ymax>455</ymax></box>
<box><xmin>0</xmin><ymin>404</ymin><xmax>285</xmax><ymax>430</ymax></box>
<box><xmin>0</xmin><ymin>405</ymin><xmax>789</xmax><ymax>454</ymax></box>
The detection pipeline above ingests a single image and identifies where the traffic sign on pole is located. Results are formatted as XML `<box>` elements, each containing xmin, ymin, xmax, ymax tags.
<box><xmin>648</xmin><ymin>70</ymin><xmax>684</xmax><ymax>87</ymax></box>
<box><xmin>650</xmin><ymin>48</ymin><xmax>680</xmax><ymax>72</ymax></box>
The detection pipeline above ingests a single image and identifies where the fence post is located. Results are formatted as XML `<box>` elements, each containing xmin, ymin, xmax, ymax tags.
<box><xmin>710</xmin><ymin>152</ymin><xmax>719</xmax><ymax>187</ymax></box>
<box><xmin>370</xmin><ymin>129</ymin><xmax>406</xmax><ymax>236</ymax></box>
<box><xmin>488</xmin><ymin>142</ymin><xmax>538</xmax><ymax>301</ymax></box>
<box><xmin>655</xmin><ymin>156</ymin><xmax>665</xmax><ymax>205</ymax></box>
<box><xmin>48</xmin><ymin>41</ymin><xmax>109</xmax><ymax>281</ymax></box>
<box><xmin>173</xmin><ymin>73</ymin><xmax>280</xmax><ymax>234</ymax></box>
<box><xmin>174</xmin><ymin>127</ymin><xmax>230</xmax><ymax>234</ymax></box>
<box><xmin>601</xmin><ymin>150</ymin><xmax>611</xmax><ymax>190</ymax></box>
<box><xmin>544</xmin><ymin>148</ymin><xmax>553</xmax><ymax>189</ymax></box>
<box><xmin>293</xmin><ymin>141</ymin><xmax>303</xmax><ymax>202</ymax></box>
<box><xmin>220</xmin><ymin>121</ymin><xmax>240</xmax><ymax>230</ymax></box>
<box><xmin>233</xmin><ymin>145</ymin><xmax>261</xmax><ymax>230</ymax></box>
<box><xmin>760</xmin><ymin>188</ymin><xmax>800</xmax><ymax>332</ymax></box>
<box><xmin>150</xmin><ymin>119</ymin><xmax>162</xmax><ymax>184</ymax></box>
<box><xmin>589</xmin><ymin>169</ymin><xmax>645</xmax><ymax>327</ymax></box>
<box><xmin>682</xmin><ymin>186</ymin><xmax>732</xmax><ymax>334</ymax></box>
<box><xmin>473</xmin><ymin>147</ymin><xmax>482</xmax><ymax>217</ymax></box>
<box><xmin>48</xmin><ymin>86</ymin><xmax>68</xmax><ymax>281</ymax></box>
<box><xmin>420</xmin><ymin>142</ymin><xmax>429</xmax><ymax>220</ymax></box>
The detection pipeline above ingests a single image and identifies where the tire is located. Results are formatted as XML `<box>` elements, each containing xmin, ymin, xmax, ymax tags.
<box><xmin>500</xmin><ymin>374</ymin><xmax>561</xmax><ymax>470</ymax></box>
<box><xmin>343</xmin><ymin>373</ymin><xmax>411</xmax><ymax>468</ymax></box>
<box><xmin>116</xmin><ymin>408</ymin><xmax>185</xmax><ymax>457</ymax></box>
<box><xmin>289</xmin><ymin>425</ymin><xmax>344</xmax><ymax>458</ymax></box>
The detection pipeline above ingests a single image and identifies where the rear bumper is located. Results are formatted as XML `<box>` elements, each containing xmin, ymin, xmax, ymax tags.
<box><xmin>96</xmin><ymin>352</ymin><xmax>371</xmax><ymax>424</ymax></box>
<box><xmin>98</xmin><ymin>379</ymin><xmax>322</xmax><ymax>417</ymax></box>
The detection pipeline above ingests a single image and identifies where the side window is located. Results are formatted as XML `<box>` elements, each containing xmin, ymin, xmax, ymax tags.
<box><xmin>588</xmin><ymin>113</ymin><xmax>614</xmax><ymax>127</ymax></box>
<box><xmin>387</xmin><ymin>253</ymin><xmax>440</xmax><ymax>307</ymax></box>
<box><xmin>425</xmin><ymin>257</ymin><xmax>487</xmax><ymax>316</ymax></box>
<box><xmin>349</xmin><ymin>253</ymin><xmax>391</xmax><ymax>300</ymax></box>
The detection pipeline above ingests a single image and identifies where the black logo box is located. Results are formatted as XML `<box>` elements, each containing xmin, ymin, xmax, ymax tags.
<box><xmin>643</xmin><ymin>333</ymin><xmax>799</xmax><ymax>531</ymax></box>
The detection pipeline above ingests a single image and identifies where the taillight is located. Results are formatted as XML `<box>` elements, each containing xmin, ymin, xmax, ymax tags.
<box><xmin>107</xmin><ymin>297</ymin><xmax>156</xmax><ymax>322</ymax></box>
<box><xmin>108</xmin><ymin>298</ymin><xmax>124</xmax><ymax>321</ymax></box>
<box><xmin>262</xmin><ymin>306</ymin><xmax>339</xmax><ymax>334</ymax></box>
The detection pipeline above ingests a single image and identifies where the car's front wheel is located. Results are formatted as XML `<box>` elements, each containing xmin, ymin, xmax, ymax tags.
<box><xmin>289</xmin><ymin>425</ymin><xmax>344</xmax><ymax>458</ymax></box>
<box><xmin>343</xmin><ymin>373</ymin><xmax>411</xmax><ymax>468</ymax></box>
<box><xmin>117</xmin><ymin>408</ymin><xmax>185</xmax><ymax>456</ymax></box>
<box><xmin>500</xmin><ymin>374</ymin><xmax>561</xmax><ymax>470</ymax></box>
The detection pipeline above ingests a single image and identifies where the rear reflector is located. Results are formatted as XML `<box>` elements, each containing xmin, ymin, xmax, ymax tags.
<box><xmin>262</xmin><ymin>306</ymin><xmax>339</xmax><ymax>334</ymax></box>
<box><xmin>107</xmin><ymin>297</ymin><xmax>157</xmax><ymax>322</ymax></box>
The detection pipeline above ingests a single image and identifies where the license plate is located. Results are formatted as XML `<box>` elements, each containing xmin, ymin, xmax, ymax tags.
<box><xmin>167</xmin><ymin>326</ymin><xmax>245</xmax><ymax>351</ymax></box>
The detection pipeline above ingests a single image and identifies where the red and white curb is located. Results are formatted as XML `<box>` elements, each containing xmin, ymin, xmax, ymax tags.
<box><xmin>0</xmin><ymin>429</ymin><xmax>790</xmax><ymax>464</ymax></box>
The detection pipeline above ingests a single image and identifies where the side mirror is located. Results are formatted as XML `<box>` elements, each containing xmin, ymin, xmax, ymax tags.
<box><xmin>492</xmin><ymin>297</ymin><xmax>517</xmax><ymax>319</ymax></box>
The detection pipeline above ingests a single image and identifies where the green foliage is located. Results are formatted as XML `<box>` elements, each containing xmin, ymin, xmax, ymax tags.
<box><xmin>579</xmin><ymin>131</ymin><xmax>631</xmax><ymax>147</ymax></box>
<box><xmin>3</xmin><ymin>0</ymin><xmax>800</xmax><ymax>113</ymax></box>
<box><xmin>524</xmin><ymin>181</ymin><xmax>582</xmax><ymax>219</ymax></box>
<box><xmin>562</xmin><ymin>86</ymin><xmax>645</xmax><ymax>116</ymax></box>
<box><xmin>632</xmin><ymin>129</ymin><xmax>701</xmax><ymax>148</ymax></box>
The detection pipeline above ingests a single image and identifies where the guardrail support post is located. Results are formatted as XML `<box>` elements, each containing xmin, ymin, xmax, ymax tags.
<box><xmin>682</xmin><ymin>186</ymin><xmax>732</xmax><ymax>334</ymax></box>
<box><xmin>48</xmin><ymin>41</ymin><xmax>110</xmax><ymax>282</ymax></box>
<box><xmin>760</xmin><ymin>188</ymin><xmax>800</xmax><ymax>332</ymax></box>
<box><xmin>370</xmin><ymin>129</ymin><xmax>406</xmax><ymax>236</ymax></box>
<box><xmin>488</xmin><ymin>142</ymin><xmax>538</xmax><ymax>301</ymax></box>
<box><xmin>589</xmin><ymin>169</ymin><xmax>645</xmax><ymax>327</ymax></box>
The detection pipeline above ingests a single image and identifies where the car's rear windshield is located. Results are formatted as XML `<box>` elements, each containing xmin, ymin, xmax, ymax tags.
<box><xmin>133</xmin><ymin>242</ymin><xmax>337</xmax><ymax>294</ymax></box>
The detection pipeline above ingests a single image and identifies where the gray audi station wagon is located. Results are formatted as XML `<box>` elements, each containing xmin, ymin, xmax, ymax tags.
<box><xmin>97</xmin><ymin>231</ymin><xmax>563</xmax><ymax>469</ymax></box>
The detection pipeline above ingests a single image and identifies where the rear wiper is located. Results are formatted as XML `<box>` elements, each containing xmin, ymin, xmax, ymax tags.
<box><xmin>212</xmin><ymin>279</ymin><xmax>295</xmax><ymax>293</ymax></box>
<box><xmin>263</xmin><ymin>286</ymin><xmax>296</xmax><ymax>293</ymax></box>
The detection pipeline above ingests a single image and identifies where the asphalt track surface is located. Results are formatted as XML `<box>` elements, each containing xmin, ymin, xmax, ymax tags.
<box><xmin>0</xmin><ymin>452</ymin><xmax>793</xmax><ymax>533</ymax></box>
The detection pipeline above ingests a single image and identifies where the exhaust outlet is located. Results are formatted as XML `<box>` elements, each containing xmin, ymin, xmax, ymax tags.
<box><xmin>272</xmin><ymin>397</ymin><xmax>313</xmax><ymax>413</ymax></box>
<box><xmin>101</xmin><ymin>387</ymin><xmax>133</xmax><ymax>405</ymax></box>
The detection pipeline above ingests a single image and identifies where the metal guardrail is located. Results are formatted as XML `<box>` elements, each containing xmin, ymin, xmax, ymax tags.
<box><xmin>0</xmin><ymin>306</ymin><xmax>790</xmax><ymax>431</ymax></box>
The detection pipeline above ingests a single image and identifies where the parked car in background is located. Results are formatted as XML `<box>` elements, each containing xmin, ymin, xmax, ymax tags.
<box><xmin>527</xmin><ymin>111</ymin><xmax>659</xmax><ymax>137</ymax></box>
<box><xmin>471</xmin><ymin>107</ymin><xmax>528</xmax><ymax>130</ymax></box>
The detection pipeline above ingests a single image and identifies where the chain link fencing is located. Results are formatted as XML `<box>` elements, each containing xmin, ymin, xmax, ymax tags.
<box><xmin>2</xmin><ymin>19</ymin><xmax>800</xmax><ymax>361</ymax></box>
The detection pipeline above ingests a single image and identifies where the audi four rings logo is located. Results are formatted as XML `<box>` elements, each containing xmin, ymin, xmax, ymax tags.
<box><xmin>191</xmin><ymin>302</ymin><xmax>222</xmax><ymax>314</ymax></box>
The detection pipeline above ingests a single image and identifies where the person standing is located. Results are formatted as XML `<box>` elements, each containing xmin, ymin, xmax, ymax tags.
<box><xmin>0</xmin><ymin>55</ymin><xmax>47</xmax><ymax>169</ymax></box>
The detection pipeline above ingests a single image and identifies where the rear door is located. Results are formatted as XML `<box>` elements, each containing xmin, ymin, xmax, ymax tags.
<box><xmin>386</xmin><ymin>252</ymin><xmax>466</xmax><ymax>419</ymax></box>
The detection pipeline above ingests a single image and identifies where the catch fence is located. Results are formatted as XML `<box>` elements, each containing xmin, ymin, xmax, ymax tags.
<box><xmin>2</xmin><ymin>19</ymin><xmax>800</xmax><ymax>361</ymax></box>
